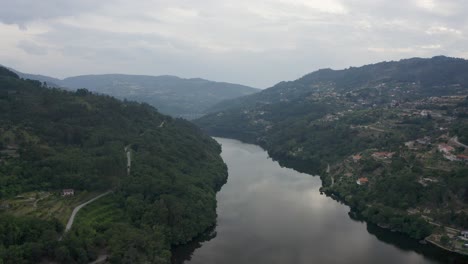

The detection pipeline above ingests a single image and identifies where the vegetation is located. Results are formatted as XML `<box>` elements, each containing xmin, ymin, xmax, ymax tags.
<box><xmin>0</xmin><ymin>67</ymin><xmax>227</xmax><ymax>263</ymax></box>
<box><xmin>196</xmin><ymin>56</ymin><xmax>468</xmax><ymax>243</ymax></box>
<box><xmin>12</xmin><ymin>69</ymin><xmax>260</xmax><ymax>119</ymax></box>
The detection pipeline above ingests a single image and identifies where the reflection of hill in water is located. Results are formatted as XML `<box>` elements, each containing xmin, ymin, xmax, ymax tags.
<box><xmin>365</xmin><ymin>220</ymin><xmax>468</xmax><ymax>264</ymax></box>
<box><xmin>325</xmin><ymin>190</ymin><xmax>468</xmax><ymax>264</ymax></box>
<box><xmin>173</xmin><ymin>138</ymin><xmax>465</xmax><ymax>264</ymax></box>
<box><xmin>171</xmin><ymin>225</ymin><xmax>217</xmax><ymax>264</ymax></box>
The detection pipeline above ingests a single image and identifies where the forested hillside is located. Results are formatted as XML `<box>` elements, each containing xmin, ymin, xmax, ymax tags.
<box><xmin>207</xmin><ymin>56</ymin><xmax>468</xmax><ymax>113</ymax></box>
<box><xmin>11</xmin><ymin>69</ymin><xmax>260</xmax><ymax>119</ymax></box>
<box><xmin>0</xmin><ymin>67</ymin><xmax>227</xmax><ymax>263</ymax></box>
<box><xmin>195</xmin><ymin>56</ymin><xmax>468</xmax><ymax>252</ymax></box>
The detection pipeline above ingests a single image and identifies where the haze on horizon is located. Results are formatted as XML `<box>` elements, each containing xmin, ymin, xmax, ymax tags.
<box><xmin>1</xmin><ymin>0</ymin><xmax>467</xmax><ymax>88</ymax></box>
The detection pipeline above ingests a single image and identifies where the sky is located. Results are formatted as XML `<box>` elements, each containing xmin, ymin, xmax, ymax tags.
<box><xmin>0</xmin><ymin>0</ymin><xmax>467</xmax><ymax>88</ymax></box>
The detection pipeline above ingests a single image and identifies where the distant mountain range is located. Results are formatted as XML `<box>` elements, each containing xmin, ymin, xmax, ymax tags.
<box><xmin>8</xmin><ymin>68</ymin><xmax>260</xmax><ymax>118</ymax></box>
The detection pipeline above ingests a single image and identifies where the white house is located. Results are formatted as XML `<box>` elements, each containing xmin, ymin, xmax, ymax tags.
<box><xmin>62</xmin><ymin>189</ymin><xmax>75</xmax><ymax>196</ymax></box>
<box><xmin>462</xmin><ymin>231</ymin><xmax>468</xmax><ymax>239</ymax></box>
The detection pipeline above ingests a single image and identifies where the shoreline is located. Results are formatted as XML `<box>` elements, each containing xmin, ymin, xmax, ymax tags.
<box><xmin>323</xmin><ymin>187</ymin><xmax>468</xmax><ymax>257</ymax></box>
<box><xmin>425</xmin><ymin>237</ymin><xmax>468</xmax><ymax>256</ymax></box>
<box><xmin>208</xmin><ymin>135</ymin><xmax>468</xmax><ymax>259</ymax></box>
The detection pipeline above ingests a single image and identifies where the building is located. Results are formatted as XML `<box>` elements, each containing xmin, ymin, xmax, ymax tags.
<box><xmin>352</xmin><ymin>154</ymin><xmax>362</xmax><ymax>162</ymax></box>
<box><xmin>420</xmin><ymin>110</ymin><xmax>431</xmax><ymax>117</ymax></box>
<box><xmin>372</xmin><ymin>152</ymin><xmax>395</xmax><ymax>159</ymax></box>
<box><xmin>62</xmin><ymin>189</ymin><xmax>74</xmax><ymax>196</ymax></box>
<box><xmin>404</xmin><ymin>141</ymin><xmax>415</xmax><ymax>149</ymax></box>
<box><xmin>356</xmin><ymin>177</ymin><xmax>369</xmax><ymax>185</ymax></box>
<box><xmin>444</xmin><ymin>154</ymin><xmax>459</xmax><ymax>161</ymax></box>
<box><xmin>457</xmin><ymin>155</ymin><xmax>468</xmax><ymax>162</ymax></box>
<box><xmin>416</xmin><ymin>136</ymin><xmax>431</xmax><ymax>145</ymax></box>
<box><xmin>438</xmin><ymin>144</ymin><xmax>454</xmax><ymax>154</ymax></box>
<box><xmin>461</xmin><ymin>231</ymin><xmax>468</xmax><ymax>240</ymax></box>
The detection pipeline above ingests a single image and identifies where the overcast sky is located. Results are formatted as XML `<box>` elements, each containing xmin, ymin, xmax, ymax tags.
<box><xmin>0</xmin><ymin>0</ymin><xmax>467</xmax><ymax>88</ymax></box>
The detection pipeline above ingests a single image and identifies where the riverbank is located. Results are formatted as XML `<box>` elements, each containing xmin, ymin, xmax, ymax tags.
<box><xmin>321</xmin><ymin>179</ymin><xmax>468</xmax><ymax>257</ymax></box>
<box><xmin>172</xmin><ymin>138</ymin><xmax>464</xmax><ymax>264</ymax></box>
<box><xmin>425</xmin><ymin>229</ymin><xmax>468</xmax><ymax>256</ymax></box>
<box><xmin>209</xmin><ymin>136</ymin><xmax>468</xmax><ymax>260</ymax></box>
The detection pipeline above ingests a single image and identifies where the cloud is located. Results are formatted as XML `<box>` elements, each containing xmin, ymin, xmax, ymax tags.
<box><xmin>0</xmin><ymin>0</ymin><xmax>468</xmax><ymax>87</ymax></box>
<box><xmin>413</xmin><ymin>0</ymin><xmax>461</xmax><ymax>16</ymax></box>
<box><xmin>0</xmin><ymin>0</ymin><xmax>105</xmax><ymax>26</ymax></box>
<box><xmin>17</xmin><ymin>40</ymin><xmax>48</xmax><ymax>55</ymax></box>
<box><xmin>426</xmin><ymin>26</ymin><xmax>462</xmax><ymax>36</ymax></box>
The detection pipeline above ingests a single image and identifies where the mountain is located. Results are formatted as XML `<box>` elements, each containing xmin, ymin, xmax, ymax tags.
<box><xmin>11</xmin><ymin>69</ymin><xmax>260</xmax><ymax>119</ymax></box>
<box><xmin>207</xmin><ymin>56</ymin><xmax>468</xmax><ymax>113</ymax></box>
<box><xmin>0</xmin><ymin>67</ymin><xmax>227</xmax><ymax>263</ymax></box>
<box><xmin>9</xmin><ymin>69</ymin><xmax>63</xmax><ymax>88</ymax></box>
<box><xmin>195</xmin><ymin>56</ymin><xmax>468</xmax><ymax>251</ymax></box>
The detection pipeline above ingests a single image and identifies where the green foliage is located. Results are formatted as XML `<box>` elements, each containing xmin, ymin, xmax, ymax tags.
<box><xmin>361</xmin><ymin>207</ymin><xmax>433</xmax><ymax>239</ymax></box>
<box><xmin>440</xmin><ymin>235</ymin><xmax>450</xmax><ymax>246</ymax></box>
<box><xmin>451</xmin><ymin>121</ymin><xmax>468</xmax><ymax>145</ymax></box>
<box><xmin>0</xmin><ymin>67</ymin><xmax>19</xmax><ymax>79</ymax></box>
<box><xmin>196</xmin><ymin>56</ymin><xmax>468</xmax><ymax>242</ymax></box>
<box><xmin>0</xmin><ymin>67</ymin><xmax>227</xmax><ymax>263</ymax></box>
<box><xmin>0</xmin><ymin>215</ymin><xmax>62</xmax><ymax>263</ymax></box>
<box><xmin>25</xmin><ymin>73</ymin><xmax>260</xmax><ymax>118</ymax></box>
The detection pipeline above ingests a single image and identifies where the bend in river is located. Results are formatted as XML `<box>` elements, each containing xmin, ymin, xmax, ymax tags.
<box><xmin>172</xmin><ymin>138</ymin><xmax>466</xmax><ymax>264</ymax></box>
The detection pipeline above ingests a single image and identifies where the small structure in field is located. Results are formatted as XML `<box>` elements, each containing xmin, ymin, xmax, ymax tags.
<box><xmin>356</xmin><ymin>177</ymin><xmax>369</xmax><ymax>185</ymax></box>
<box><xmin>457</xmin><ymin>155</ymin><xmax>468</xmax><ymax>162</ymax></box>
<box><xmin>416</xmin><ymin>136</ymin><xmax>431</xmax><ymax>145</ymax></box>
<box><xmin>352</xmin><ymin>154</ymin><xmax>362</xmax><ymax>163</ymax></box>
<box><xmin>461</xmin><ymin>231</ymin><xmax>468</xmax><ymax>240</ymax></box>
<box><xmin>438</xmin><ymin>143</ymin><xmax>454</xmax><ymax>154</ymax></box>
<box><xmin>62</xmin><ymin>189</ymin><xmax>75</xmax><ymax>196</ymax></box>
<box><xmin>372</xmin><ymin>152</ymin><xmax>395</xmax><ymax>159</ymax></box>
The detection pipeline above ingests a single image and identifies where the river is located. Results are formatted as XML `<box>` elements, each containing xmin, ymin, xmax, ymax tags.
<box><xmin>172</xmin><ymin>138</ymin><xmax>466</xmax><ymax>264</ymax></box>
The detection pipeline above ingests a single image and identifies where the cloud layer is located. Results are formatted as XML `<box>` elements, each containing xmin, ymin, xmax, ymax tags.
<box><xmin>1</xmin><ymin>0</ymin><xmax>467</xmax><ymax>87</ymax></box>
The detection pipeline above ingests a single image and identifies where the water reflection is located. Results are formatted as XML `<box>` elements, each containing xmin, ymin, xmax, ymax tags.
<box><xmin>365</xmin><ymin>223</ymin><xmax>467</xmax><ymax>264</ymax></box>
<box><xmin>171</xmin><ymin>225</ymin><xmax>217</xmax><ymax>264</ymax></box>
<box><xmin>172</xmin><ymin>138</ymin><xmax>467</xmax><ymax>264</ymax></box>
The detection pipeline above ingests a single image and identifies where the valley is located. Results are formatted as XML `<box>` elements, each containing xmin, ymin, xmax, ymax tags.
<box><xmin>196</xmin><ymin>56</ymin><xmax>468</xmax><ymax>256</ymax></box>
<box><xmin>10</xmin><ymin>70</ymin><xmax>260</xmax><ymax>119</ymax></box>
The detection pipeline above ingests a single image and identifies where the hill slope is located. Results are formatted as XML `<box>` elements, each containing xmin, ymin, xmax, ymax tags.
<box><xmin>0</xmin><ymin>67</ymin><xmax>227</xmax><ymax>263</ymax></box>
<box><xmin>11</xmin><ymin>69</ymin><xmax>259</xmax><ymax>118</ymax></box>
<box><xmin>207</xmin><ymin>56</ymin><xmax>468</xmax><ymax>113</ymax></box>
<box><xmin>195</xmin><ymin>56</ymin><xmax>468</xmax><ymax>252</ymax></box>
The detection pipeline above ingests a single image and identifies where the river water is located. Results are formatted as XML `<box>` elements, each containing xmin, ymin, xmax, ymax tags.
<box><xmin>172</xmin><ymin>138</ymin><xmax>465</xmax><ymax>264</ymax></box>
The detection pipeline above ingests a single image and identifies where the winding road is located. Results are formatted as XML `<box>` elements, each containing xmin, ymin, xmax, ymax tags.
<box><xmin>125</xmin><ymin>145</ymin><xmax>132</xmax><ymax>175</ymax></box>
<box><xmin>450</xmin><ymin>136</ymin><xmax>468</xmax><ymax>149</ymax></box>
<box><xmin>64</xmin><ymin>191</ymin><xmax>112</xmax><ymax>232</ymax></box>
<box><xmin>65</xmin><ymin>145</ymin><xmax>131</xmax><ymax>233</ymax></box>
<box><xmin>89</xmin><ymin>254</ymin><xmax>108</xmax><ymax>264</ymax></box>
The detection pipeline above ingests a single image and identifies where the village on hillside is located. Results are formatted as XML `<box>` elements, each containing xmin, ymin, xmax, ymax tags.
<box><xmin>317</xmin><ymin>92</ymin><xmax>468</xmax><ymax>255</ymax></box>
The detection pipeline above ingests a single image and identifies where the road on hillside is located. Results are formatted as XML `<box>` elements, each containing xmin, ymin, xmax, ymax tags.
<box><xmin>451</xmin><ymin>136</ymin><xmax>468</xmax><ymax>149</ymax></box>
<box><xmin>125</xmin><ymin>145</ymin><xmax>132</xmax><ymax>175</ymax></box>
<box><xmin>65</xmin><ymin>191</ymin><xmax>112</xmax><ymax>232</ymax></box>
<box><xmin>89</xmin><ymin>254</ymin><xmax>108</xmax><ymax>264</ymax></box>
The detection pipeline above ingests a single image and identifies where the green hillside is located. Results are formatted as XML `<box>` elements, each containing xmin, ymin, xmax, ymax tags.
<box><xmin>195</xmin><ymin>56</ymin><xmax>468</xmax><ymax>252</ymax></box>
<box><xmin>0</xmin><ymin>67</ymin><xmax>227</xmax><ymax>263</ymax></box>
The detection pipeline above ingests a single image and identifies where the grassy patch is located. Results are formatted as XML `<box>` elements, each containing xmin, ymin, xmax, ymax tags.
<box><xmin>0</xmin><ymin>190</ymin><xmax>102</xmax><ymax>225</ymax></box>
<box><xmin>74</xmin><ymin>194</ymin><xmax>125</xmax><ymax>228</ymax></box>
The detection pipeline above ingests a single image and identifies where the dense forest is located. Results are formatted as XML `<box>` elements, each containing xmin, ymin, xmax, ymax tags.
<box><xmin>196</xmin><ymin>56</ymin><xmax>468</xmax><ymax>243</ymax></box>
<box><xmin>0</xmin><ymin>67</ymin><xmax>227</xmax><ymax>263</ymax></box>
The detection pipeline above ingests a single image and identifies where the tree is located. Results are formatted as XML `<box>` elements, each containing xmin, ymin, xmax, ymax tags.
<box><xmin>440</xmin><ymin>235</ymin><xmax>450</xmax><ymax>246</ymax></box>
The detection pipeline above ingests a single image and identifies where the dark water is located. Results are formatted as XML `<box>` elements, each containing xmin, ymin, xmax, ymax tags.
<box><xmin>173</xmin><ymin>138</ymin><xmax>467</xmax><ymax>264</ymax></box>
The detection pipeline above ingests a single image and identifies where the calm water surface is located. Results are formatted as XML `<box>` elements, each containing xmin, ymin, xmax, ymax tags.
<box><xmin>173</xmin><ymin>138</ymin><xmax>465</xmax><ymax>264</ymax></box>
